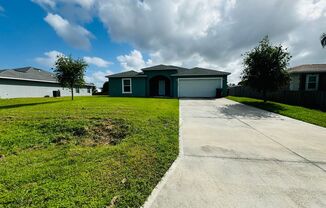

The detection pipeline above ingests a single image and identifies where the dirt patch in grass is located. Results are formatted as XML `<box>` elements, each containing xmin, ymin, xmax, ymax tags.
<box><xmin>86</xmin><ymin>119</ymin><xmax>130</xmax><ymax>145</ymax></box>
<box><xmin>32</xmin><ymin>119</ymin><xmax>130</xmax><ymax>146</ymax></box>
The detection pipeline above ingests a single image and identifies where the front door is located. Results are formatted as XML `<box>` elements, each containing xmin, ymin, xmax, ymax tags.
<box><xmin>158</xmin><ymin>80</ymin><xmax>166</xmax><ymax>96</ymax></box>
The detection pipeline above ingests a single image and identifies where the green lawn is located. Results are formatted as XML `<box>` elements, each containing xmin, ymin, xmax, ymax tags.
<box><xmin>0</xmin><ymin>96</ymin><xmax>179</xmax><ymax>207</ymax></box>
<box><xmin>227</xmin><ymin>96</ymin><xmax>326</xmax><ymax>128</ymax></box>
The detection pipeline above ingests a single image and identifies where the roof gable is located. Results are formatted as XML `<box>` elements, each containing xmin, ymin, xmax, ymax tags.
<box><xmin>141</xmin><ymin>64</ymin><xmax>187</xmax><ymax>72</ymax></box>
<box><xmin>106</xmin><ymin>70</ymin><xmax>147</xmax><ymax>78</ymax></box>
<box><xmin>171</xmin><ymin>67</ymin><xmax>231</xmax><ymax>76</ymax></box>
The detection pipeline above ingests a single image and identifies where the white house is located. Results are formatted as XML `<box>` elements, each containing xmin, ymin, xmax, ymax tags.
<box><xmin>0</xmin><ymin>67</ymin><xmax>93</xmax><ymax>98</ymax></box>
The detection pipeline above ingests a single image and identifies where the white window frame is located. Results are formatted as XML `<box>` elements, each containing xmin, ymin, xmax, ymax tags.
<box><xmin>305</xmin><ymin>74</ymin><xmax>319</xmax><ymax>91</ymax></box>
<box><xmin>122</xmin><ymin>78</ymin><xmax>132</xmax><ymax>94</ymax></box>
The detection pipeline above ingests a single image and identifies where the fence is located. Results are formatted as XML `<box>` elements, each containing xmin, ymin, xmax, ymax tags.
<box><xmin>229</xmin><ymin>86</ymin><xmax>326</xmax><ymax>110</ymax></box>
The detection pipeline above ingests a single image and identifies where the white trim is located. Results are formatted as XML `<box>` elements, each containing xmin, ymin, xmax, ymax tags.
<box><xmin>305</xmin><ymin>74</ymin><xmax>319</xmax><ymax>91</ymax></box>
<box><xmin>122</xmin><ymin>78</ymin><xmax>132</xmax><ymax>94</ymax></box>
<box><xmin>177</xmin><ymin>77</ymin><xmax>223</xmax><ymax>97</ymax></box>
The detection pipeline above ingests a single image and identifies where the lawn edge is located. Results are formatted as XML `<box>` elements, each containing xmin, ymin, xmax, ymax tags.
<box><xmin>142</xmin><ymin>100</ymin><xmax>183</xmax><ymax>208</ymax></box>
<box><xmin>226</xmin><ymin>96</ymin><xmax>326</xmax><ymax>129</ymax></box>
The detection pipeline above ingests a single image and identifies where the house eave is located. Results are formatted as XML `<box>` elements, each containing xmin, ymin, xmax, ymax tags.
<box><xmin>0</xmin><ymin>76</ymin><xmax>95</xmax><ymax>87</ymax></box>
<box><xmin>0</xmin><ymin>76</ymin><xmax>58</xmax><ymax>83</ymax></box>
<box><xmin>171</xmin><ymin>73</ymin><xmax>230</xmax><ymax>77</ymax></box>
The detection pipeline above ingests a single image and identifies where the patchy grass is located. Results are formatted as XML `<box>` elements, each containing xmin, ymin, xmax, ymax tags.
<box><xmin>0</xmin><ymin>96</ymin><xmax>179</xmax><ymax>207</ymax></box>
<box><xmin>227</xmin><ymin>96</ymin><xmax>326</xmax><ymax>128</ymax></box>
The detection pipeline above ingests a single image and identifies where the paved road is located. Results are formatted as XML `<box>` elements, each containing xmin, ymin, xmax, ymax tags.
<box><xmin>144</xmin><ymin>98</ymin><xmax>326</xmax><ymax>208</ymax></box>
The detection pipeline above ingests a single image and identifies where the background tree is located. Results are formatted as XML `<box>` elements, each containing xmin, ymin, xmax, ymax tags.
<box><xmin>54</xmin><ymin>55</ymin><xmax>88</xmax><ymax>100</ymax></box>
<box><xmin>321</xmin><ymin>33</ymin><xmax>326</xmax><ymax>48</ymax></box>
<box><xmin>241</xmin><ymin>36</ymin><xmax>291</xmax><ymax>102</ymax></box>
<box><xmin>102</xmin><ymin>81</ymin><xmax>109</xmax><ymax>95</ymax></box>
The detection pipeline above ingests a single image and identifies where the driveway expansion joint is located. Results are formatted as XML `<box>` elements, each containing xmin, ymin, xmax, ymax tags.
<box><xmin>183</xmin><ymin>154</ymin><xmax>326</xmax><ymax>165</ymax></box>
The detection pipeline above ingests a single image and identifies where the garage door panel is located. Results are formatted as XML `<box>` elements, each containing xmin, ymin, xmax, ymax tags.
<box><xmin>178</xmin><ymin>78</ymin><xmax>222</xmax><ymax>98</ymax></box>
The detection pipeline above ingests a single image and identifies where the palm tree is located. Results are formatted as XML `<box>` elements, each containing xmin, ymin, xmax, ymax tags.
<box><xmin>321</xmin><ymin>33</ymin><xmax>326</xmax><ymax>48</ymax></box>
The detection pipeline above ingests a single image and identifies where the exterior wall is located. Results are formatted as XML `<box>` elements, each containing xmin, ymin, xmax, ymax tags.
<box><xmin>290</xmin><ymin>73</ymin><xmax>326</xmax><ymax>91</ymax></box>
<box><xmin>108</xmin><ymin>77</ymin><xmax>146</xmax><ymax>97</ymax></box>
<box><xmin>289</xmin><ymin>74</ymin><xmax>300</xmax><ymax>91</ymax></box>
<box><xmin>0</xmin><ymin>79</ymin><xmax>92</xmax><ymax>99</ymax></box>
<box><xmin>108</xmin><ymin>72</ymin><xmax>229</xmax><ymax>98</ymax></box>
<box><xmin>144</xmin><ymin>70</ymin><xmax>178</xmax><ymax>97</ymax></box>
<box><xmin>320</xmin><ymin>73</ymin><xmax>326</xmax><ymax>91</ymax></box>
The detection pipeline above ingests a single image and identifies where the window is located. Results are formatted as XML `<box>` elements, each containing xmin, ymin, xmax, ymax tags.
<box><xmin>305</xmin><ymin>74</ymin><xmax>319</xmax><ymax>91</ymax></box>
<box><xmin>87</xmin><ymin>87</ymin><xmax>91</xmax><ymax>93</ymax></box>
<box><xmin>122</xmin><ymin>78</ymin><xmax>132</xmax><ymax>93</ymax></box>
<box><xmin>76</xmin><ymin>88</ymin><xmax>80</xmax><ymax>93</ymax></box>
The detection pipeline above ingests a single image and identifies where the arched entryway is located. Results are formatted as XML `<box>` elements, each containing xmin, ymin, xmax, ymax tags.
<box><xmin>149</xmin><ymin>76</ymin><xmax>171</xmax><ymax>97</ymax></box>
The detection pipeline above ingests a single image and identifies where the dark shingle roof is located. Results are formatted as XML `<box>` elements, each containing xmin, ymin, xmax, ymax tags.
<box><xmin>106</xmin><ymin>70</ymin><xmax>147</xmax><ymax>78</ymax></box>
<box><xmin>0</xmin><ymin>67</ymin><xmax>94</xmax><ymax>86</ymax></box>
<box><xmin>107</xmin><ymin>65</ymin><xmax>231</xmax><ymax>78</ymax></box>
<box><xmin>141</xmin><ymin>64</ymin><xmax>188</xmax><ymax>72</ymax></box>
<box><xmin>0</xmin><ymin>67</ymin><xmax>57</xmax><ymax>82</ymax></box>
<box><xmin>171</xmin><ymin>67</ymin><xmax>231</xmax><ymax>76</ymax></box>
<box><xmin>288</xmin><ymin>64</ymin><xmax>326</xmax><ymax>74</ymax></box>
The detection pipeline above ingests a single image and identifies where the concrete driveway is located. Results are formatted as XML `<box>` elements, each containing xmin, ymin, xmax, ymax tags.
<box><xmin>144</xmin><ymin>98</ymin><xmax>326</xmax><ymax>208</ymax></box>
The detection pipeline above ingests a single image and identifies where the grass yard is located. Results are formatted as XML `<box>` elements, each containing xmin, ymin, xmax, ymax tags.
<box><xmin>0</xmin><ymin>96</ymin><xmax>179</xmax><ymax>207</ymax></box>
<box><xmin>227</xmin><ymin>96</ymin><xmax>326</xmax><ymax>128</ymax></box>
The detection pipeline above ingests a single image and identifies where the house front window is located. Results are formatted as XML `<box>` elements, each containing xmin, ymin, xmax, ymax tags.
<box><xmin>305</xmin><ymin>74</ymin><xmax>319</xmax><ymax>91</ymax></box>
<box><xmin>87</xmin><ymin>87</ymin><xmax>91</xmax><ymax>93</ymax></box>
<box><xmin>76</xmin><ymin>88</ymin><xmax>80</xmax><ymax>93</ymax></box>
<box><xmin>122</xmin><ymin>78</ymin><xmax>132</xmax><ymax>94</ymax></box>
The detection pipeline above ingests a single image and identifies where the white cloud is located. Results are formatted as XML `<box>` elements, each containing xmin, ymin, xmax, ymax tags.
<box><xmin>117</xmin><ymin>50</ymin><xmax>153</xmax><ymax>71</ymax></box>
<box><xmin>297</xmin><ymin>0</ymin><xmax>326</xmax><ymax>21</ymax></box>
<box><xmin>84</xmin><ymin>56</ymin><xmax>112</xmax><ymax>68</ymax></box>
<box><xmin>85</xmin><ymin>70</ymin><xmax>112</xmax><ymax>87</ymax></box>
<box><xmin>34</xmin><ymin>0</ymin><xmax>326</xmax><ymax>83</ymax></box>
<box><xmin>35</xmin><ymin>50</ymin><xmax>64</xmax><ymax>67</ymax></box>
<box><xmin>44</xmin><ymin>13</ymin><xmax>93</xmax><ymax>49</ymax></box>
<box><xmin>0</xmin><ymin>4</ymin><xmax>4</xmax><ymax>13</ymax></box>
<box><xmin>31</xmin><ymin>0</ymin><xmax>56</xmax><ymax>9</ymax></box>
<box><xmin>35</xmin><ymin>50</ymin><xmax>111</xmax><ymax>87</ymax></box>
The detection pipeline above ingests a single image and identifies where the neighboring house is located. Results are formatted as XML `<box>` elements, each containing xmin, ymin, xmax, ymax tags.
<box><xmin>288</xmin><ymin>64</ymin><xmax>326</xmax><ymax>91</ymax></box>
<box><xmin>0</xmin><ymin>67</ymin><xmax>94</xmax><ymax>98</ymax></box>
<box><xmin>106</xmin><ymin>64</ymin><xmax>230</xmax><ymax>98</ymax></box>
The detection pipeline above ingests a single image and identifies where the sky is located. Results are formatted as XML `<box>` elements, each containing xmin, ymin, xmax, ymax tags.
<box><xmin>0</xmin><ymin>0</ymin><xmax>326</xmax><ymax>88</ymax></box>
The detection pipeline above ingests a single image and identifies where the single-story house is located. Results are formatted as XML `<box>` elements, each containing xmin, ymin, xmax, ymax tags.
<box><xmin>106</xmin><ymin>64</ymin><xmax>230</xmax><ymax>98</ymax></box>
<box><xmin>0</xmin><ymin>67</ymin><xmax>94</xmax><ymax>98</ymax></box>
<box><xmin>288</xmin><ymin>64</ymin><xmax>326</xmax><ymax>91</ymax></box>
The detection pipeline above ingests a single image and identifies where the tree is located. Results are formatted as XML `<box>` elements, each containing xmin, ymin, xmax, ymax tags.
<box><xmin>241</xmin><ymin>36</ymin><xmax>291</xmax><ymax>102</ymax></box>
<box><xmin>54</xmin><ymin>55</ymin><xmax>88</xmax><ymax>100</ymax></box>
<box><xmin>321</xmin><ymin>33</ymin><xmax>326</xmax><ymax>48</ymax></box>
<box><xmin>102</xmin><ymin>81</ymin><xmax>109</xmax><ymax>94</ymax></box>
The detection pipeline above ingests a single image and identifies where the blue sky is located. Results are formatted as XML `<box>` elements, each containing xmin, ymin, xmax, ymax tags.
<box><xmin>1</xmin><ymin>0</ymin><xmax>326</xmax><ymax>87</ymax></box>
<box><xmin>0</xmin><ymin>0</ymin><xmax>136</xmax><ymax>87</ymax></box>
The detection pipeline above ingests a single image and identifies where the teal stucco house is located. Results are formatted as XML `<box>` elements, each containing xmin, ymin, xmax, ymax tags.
<box><xmin>106</xmin><ymin>65</ymin><xmax>230</xmax><ymax>98</ymax></box>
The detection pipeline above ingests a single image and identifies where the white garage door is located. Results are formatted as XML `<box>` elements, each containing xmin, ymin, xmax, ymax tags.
<box><xmin>178</xmin><ymin>78</ymin><xmax>222</xmax><ymax>98</ymax></box>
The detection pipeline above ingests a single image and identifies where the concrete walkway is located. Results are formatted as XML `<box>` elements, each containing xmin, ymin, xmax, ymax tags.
<box><xmin>144</xmin><ymin>98</ymin><xmax>326</xmax><ymax>208</ymax></box>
